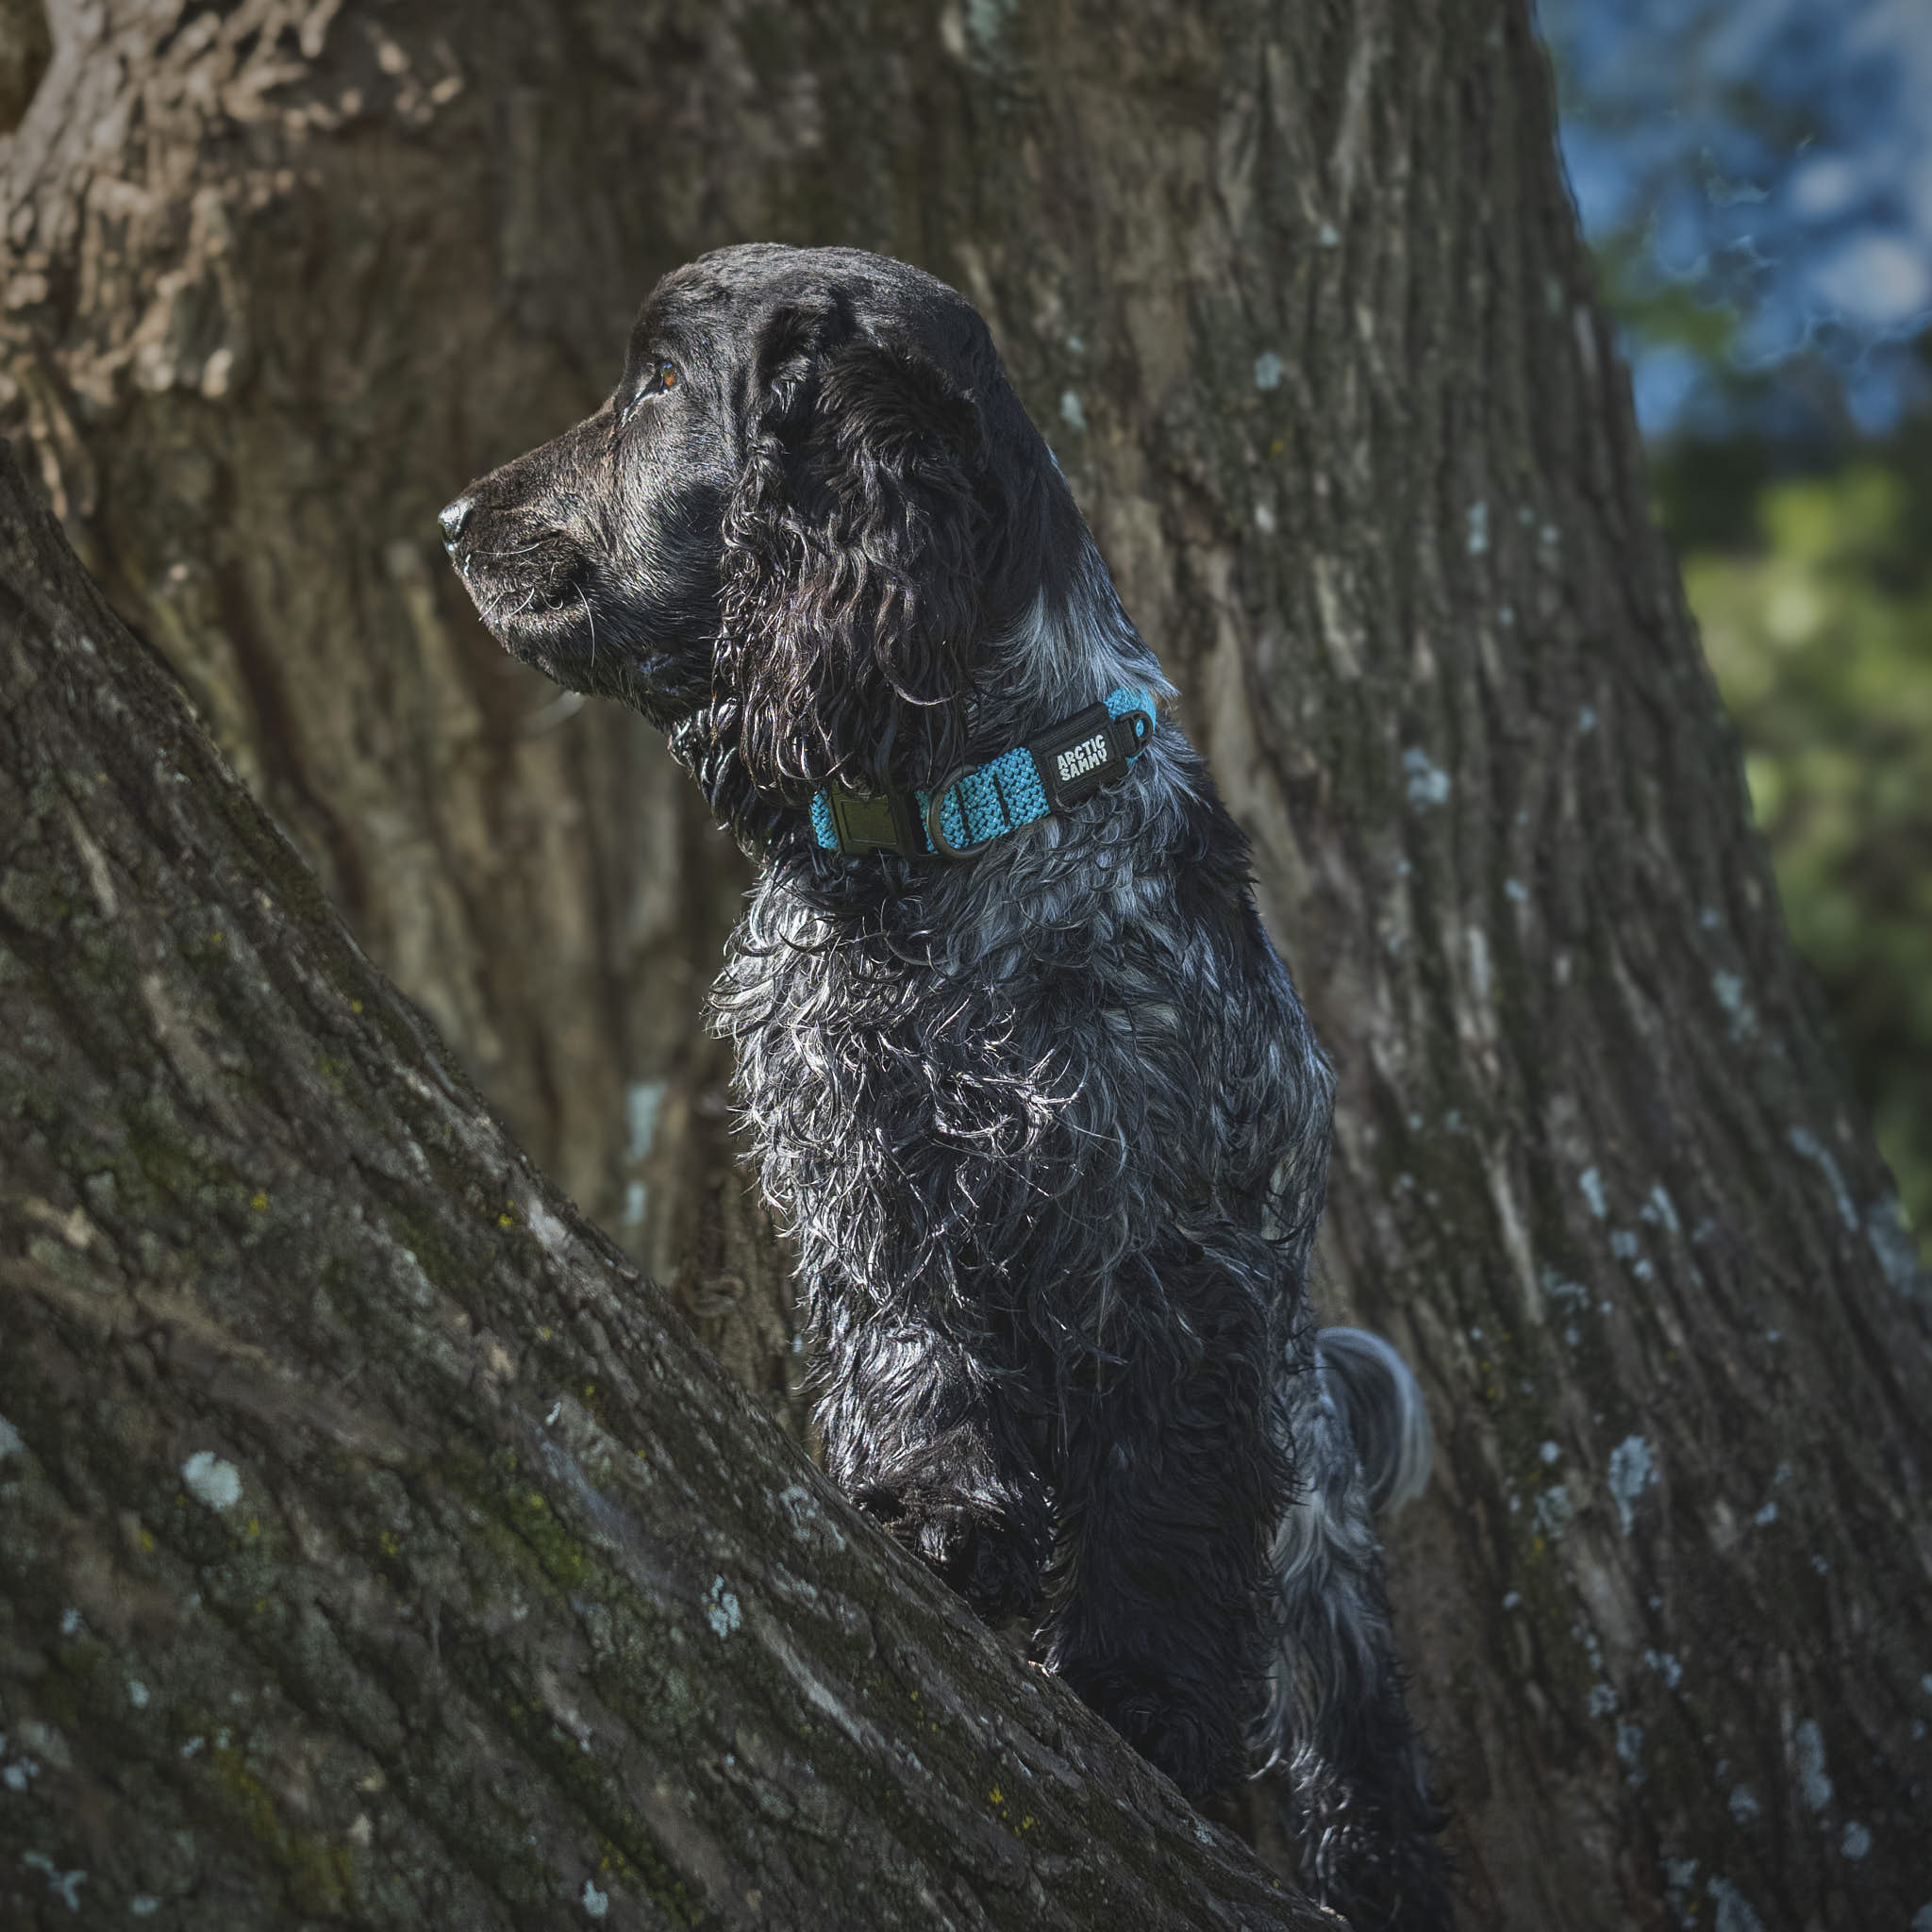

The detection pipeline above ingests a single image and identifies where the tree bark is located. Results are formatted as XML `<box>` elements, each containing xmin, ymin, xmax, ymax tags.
<box><xmin>0</xmin><ymin>0</ymin><xmax>787</xmax><ymax>1402</ymax></box>
<box><xmin>0</xmin><ymin>441</ymin><xmax>1330</xmax><ymax>1929</ymax></box>
<box><xmin>5</xmin><ymin>3</ymin><xmax>1930</xmax><ymax>1929</ymax></box>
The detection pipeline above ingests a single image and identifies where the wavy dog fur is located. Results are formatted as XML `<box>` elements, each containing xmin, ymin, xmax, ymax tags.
<box><xmin>442</xmin><ymin>242</ymin><xmax>1451</xmax><ymax>1927</ymax></box>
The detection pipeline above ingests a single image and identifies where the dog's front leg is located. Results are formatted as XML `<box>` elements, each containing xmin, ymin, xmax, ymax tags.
<box><xmin>1041</xmin><ymin>1256</ymin><xmax>1280</xmax><ymax>1799</ymax></box>
<box><xmin>812</xmin><ymin>1302</ymin><xmax>1052</xmax><ymax>1621</ymax></box>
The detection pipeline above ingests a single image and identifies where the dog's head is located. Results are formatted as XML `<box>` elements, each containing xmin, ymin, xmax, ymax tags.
<box><xmin>442</xmin><ymin>243</ymin><xmax>1126</xmax><ymax>839</ymax></box>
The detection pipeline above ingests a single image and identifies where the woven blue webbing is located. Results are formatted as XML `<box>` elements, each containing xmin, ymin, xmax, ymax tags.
<box><xmin>811</xmin><ymin>687</ymin><xmax>1154</xmax><ymax>857</ymax></box>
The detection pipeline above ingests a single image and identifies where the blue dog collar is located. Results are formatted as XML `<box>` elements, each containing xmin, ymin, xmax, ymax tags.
<box><xmin>810</xmin><ymin>688</ymin><xmax>1157</xmax><ymax>859</ymax></box>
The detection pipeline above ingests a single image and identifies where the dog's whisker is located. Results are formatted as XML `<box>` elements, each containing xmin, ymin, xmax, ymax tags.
<box><xmin>524</xmin><ymin>689</ymin><xmax>588</xmax><ymax>736</ymax></box>
<box><xmin>575</xmin><ymin>580</ymin><xmax>597</xmax><ymax>671</ymax></box>
<box><xmin>473</xmin><ymin>537</ymin><xmax>558</xmax><ymax>563</ymax></box>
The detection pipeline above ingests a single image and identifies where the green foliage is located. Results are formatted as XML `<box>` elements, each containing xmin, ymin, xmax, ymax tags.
<box><xmin>1668</xmin><ymin>436</ymin><xmax>1932</xmax><ymax>1256</ymax></box>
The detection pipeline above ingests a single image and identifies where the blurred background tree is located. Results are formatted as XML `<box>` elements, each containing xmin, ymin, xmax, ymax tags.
<box><xmin>1542</xmin><ymin>0</ymin><xmax>1932</xmax><ymax>1256</ymax></box>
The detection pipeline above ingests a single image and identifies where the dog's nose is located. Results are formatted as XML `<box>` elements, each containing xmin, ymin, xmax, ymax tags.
<box><xmin>438</xmin><ymin>496</ymin><xmax>473</xmax><ymax>546</ymax></box>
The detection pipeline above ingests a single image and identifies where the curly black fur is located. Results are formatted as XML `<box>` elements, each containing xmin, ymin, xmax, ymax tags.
<box><xmin>442</xmin><ymin>242</ymin><xmax>1452</xmax><ymax>1926</ymax></box>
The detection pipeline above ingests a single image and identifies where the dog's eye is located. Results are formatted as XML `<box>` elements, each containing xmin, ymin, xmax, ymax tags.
<box><xmin>618</xmin><ymin>360</ymin><xmax>679</xmax><ymax>426</ymax></box>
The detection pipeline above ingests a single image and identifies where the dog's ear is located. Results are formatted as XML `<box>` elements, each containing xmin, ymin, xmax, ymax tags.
<box><xmin>716</xmin><ymin>304</ymin><xmax>1002</xmax><ymax>796</ymax></box>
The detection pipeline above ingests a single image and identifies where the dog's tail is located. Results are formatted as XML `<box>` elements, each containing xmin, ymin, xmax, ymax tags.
<box><xmin>1256</xmin><ymin>1324</ymin><xmax>1453</xmax><ymax>1929</ymax></box>
<box><xmin>1315</xmin><ymin>1324</ymin><xmax>1433</xmax><ymax>1516</ymax></box>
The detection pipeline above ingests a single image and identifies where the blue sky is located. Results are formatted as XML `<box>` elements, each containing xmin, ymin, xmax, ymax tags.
<box><xmin>1540</xmin><ymin>0</ymin><xmax>1932</xmax><ymax>436</ymax></box>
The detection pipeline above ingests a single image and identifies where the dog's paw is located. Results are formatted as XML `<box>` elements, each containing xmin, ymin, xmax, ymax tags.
<box><xmin>1111</xmin><ymin>1697</ymin><xmax>1230</xmax><ymax>1798</ymax></box>
<box><xmin>860</xmin><ymin>1489</ymin><xmax>1043</xmax><ymax>1618</ymax></box>
<box><xmin>916</xmin><ymin>1507</ymin><xmax>1043</xmax><ymax>1619</ymax></box>
<box><xmin>1072</xmin><ymin>1673</ymin><xmax>1239</xmax><ymax>1798</ymax></box>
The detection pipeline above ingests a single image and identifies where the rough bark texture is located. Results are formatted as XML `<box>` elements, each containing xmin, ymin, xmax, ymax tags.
<box><xmin>0</xmin><ymin>0</ymin><xmax>795</xmax><ymax>1420</ymax></box>
<box><xmin>5</xmin><ymin>3</ymin><xmax>1930</xmax><ymax>1930</ymax></box>
<box><xmin>0</xmin><ymin>441</ymin><xmax>1332</xmax><ymax>1930</ymax></box>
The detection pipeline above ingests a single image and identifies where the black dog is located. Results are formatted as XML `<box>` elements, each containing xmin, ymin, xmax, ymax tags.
<box><xmin>442</xmin><ymin>243</ymin><xmax>1450</xmax><ymax>1927</ymax></box>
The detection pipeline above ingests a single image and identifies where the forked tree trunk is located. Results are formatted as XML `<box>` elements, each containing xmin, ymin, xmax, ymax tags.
<box><xmin>0</xmin><ymin>442</ymin><xmax>1328</xmax><ymax>1928</ymax></box>
<box><xmin>4</xmin><ymin>3</ymin><xmax>1928</xmax><ymax>1929</ymax></box>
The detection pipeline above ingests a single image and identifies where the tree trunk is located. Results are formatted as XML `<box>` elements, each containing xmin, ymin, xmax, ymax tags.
<box><xmin>0</xmin><ymin>441</ymin><xmax>1329</xmax><ymax>1929</ymax></box>
<box><xmin>0</xmin><ymin>0</ymin><xmax>790</xmax><ymax>1411</ymax></box>
<box><xmin>5</xmin><ymin>4</ymin><xmax>1929</xmax><ymax>1930</ymax></box>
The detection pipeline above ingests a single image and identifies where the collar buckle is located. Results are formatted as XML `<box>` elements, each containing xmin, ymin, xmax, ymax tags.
<box><xmin>825</xmin><ymin>783</ymin><xmax>923</xmax><ymax>857</ymax></box>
